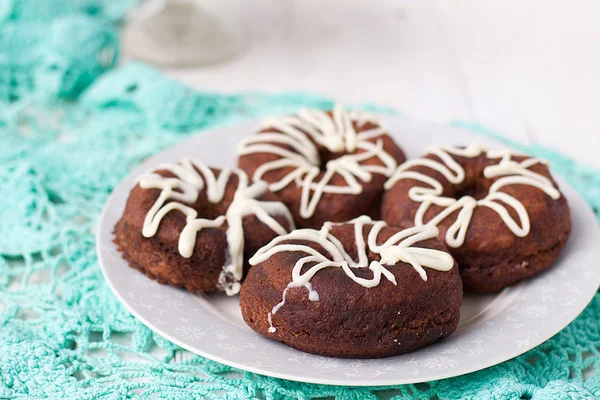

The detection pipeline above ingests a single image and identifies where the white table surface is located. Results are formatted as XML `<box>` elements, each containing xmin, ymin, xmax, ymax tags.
<box><xmin>146</xmin><ymin>0</ymin><xmax>600</xmax><ymax>167</ymax></box>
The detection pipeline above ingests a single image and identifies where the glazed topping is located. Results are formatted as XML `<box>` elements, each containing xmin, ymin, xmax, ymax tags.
<box><xmin>249</xmin><ymin>215</ymin><xmax>454</xmax><ymax>332</ymax></box>
<box><xmin>237</xmin><ymin>104</ymin><xmax>398</xmax><ymax>219</ymax></box>
<box><xmin>384</xmin><ymin>143</ymin><xmax>561</xmax><ymax>248</ymax></box>
<box><xmin>138</xmin><ymin>158</ymin><xmax>294</xmax><ymax>295</ymax></box>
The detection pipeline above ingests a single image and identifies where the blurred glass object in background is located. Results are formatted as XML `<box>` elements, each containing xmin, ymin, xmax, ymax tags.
<box><xmin>122</xmin><ymin>0</ymin><xmax>246</xmax><ymax>67</ymax></box>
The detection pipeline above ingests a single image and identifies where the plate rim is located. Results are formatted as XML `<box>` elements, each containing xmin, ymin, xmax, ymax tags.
<box><xmin>97</xmin><ymin>116</ymin><xmax>600</xmax><ymax>386</ymax></box>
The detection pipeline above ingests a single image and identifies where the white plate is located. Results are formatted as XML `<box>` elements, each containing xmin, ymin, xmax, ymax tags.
<box><xmin>97</xmin><ymin>116</ymin><xmax>600</xmax><ymax>386</ymax></box>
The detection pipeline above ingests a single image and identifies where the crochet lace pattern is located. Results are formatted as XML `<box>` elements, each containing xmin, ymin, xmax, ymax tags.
<box><xmin>1</xmin><ymin>2</ymin><xmax>599</xmax><ymax>399</ymax></box>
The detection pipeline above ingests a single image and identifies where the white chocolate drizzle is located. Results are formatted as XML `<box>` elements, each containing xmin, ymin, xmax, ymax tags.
<box><xmin>237</xmin><ymin>104</ymin><xmax>398</xmax><ymax>219</ymax></box>
<box><xmin>384</xmin><ymin>143</ymin><xmax>561</xmax><ymax>248</ymax></box>
<box><xmin>138</xmin><ymin>158</ymin><xmax>295</xmax><ymax>295</ymax></box>
<box><xmin>249</xmin><ymin>216</ymin><xmax>454</xmax><ymax>333</ymax></box>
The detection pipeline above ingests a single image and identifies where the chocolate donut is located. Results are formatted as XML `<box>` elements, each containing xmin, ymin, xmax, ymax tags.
<box><xmin>237</xmin><ymin>105</ymin><xmax>406</xmax><ymax>229</ymax></box>
<box><xmin>240</xmin><ymin>216</ymin><xmax>462</xmax><ymax>358</ymax></box>
<box><xmin>382</xmin><ymin>143</ymin><xmax>571</xmax><ymax>293</ymax></box>
<box><xmin>114</xmin><ymin>158</ymin><xmax>294</xmax><ymax>295</ymax></box>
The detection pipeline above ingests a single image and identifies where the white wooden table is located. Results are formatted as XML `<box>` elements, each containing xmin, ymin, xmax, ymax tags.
<box><xmin>158</xmin><ymin>0</ymin><xmax>600</xmax><ymax>167</ymax></box>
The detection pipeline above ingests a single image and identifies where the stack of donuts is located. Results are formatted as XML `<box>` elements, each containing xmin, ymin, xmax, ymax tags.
<box><xmin>115</xmin><ymin>105</ymin><xmax>571</xmax><ymax>358</ymax></box>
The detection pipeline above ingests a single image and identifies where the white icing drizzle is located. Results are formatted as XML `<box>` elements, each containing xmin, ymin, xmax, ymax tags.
<box><xmin>138</xmin><ymin>158</ymin><xmax>295</xmax><ymax>295</ymax></box>
<box><xmin>237</xmin><ymin>104</ymin><xmax>398</xmax><ymax>219</ymax></box>
<box><xmin>384</xmin><ymin>143</ymin><xmax>561</xmax><ymax>248</ymax></box>
<box><xmin>249</xmin><ymin>215</ymin><xmax>454</xmax><ymax>333</ymax></box>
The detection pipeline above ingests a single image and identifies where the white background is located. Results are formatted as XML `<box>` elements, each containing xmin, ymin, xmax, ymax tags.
<box><xmin>154</xmin><ymin>0</ymin><xmax>600</xmax><ymax>166</ymax></box>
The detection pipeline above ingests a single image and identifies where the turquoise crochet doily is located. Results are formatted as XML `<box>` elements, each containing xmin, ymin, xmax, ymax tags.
<box><xmin>1</xmin><ymin>2</ymin><xmax>600</xmax><ymax>399</ymax></box>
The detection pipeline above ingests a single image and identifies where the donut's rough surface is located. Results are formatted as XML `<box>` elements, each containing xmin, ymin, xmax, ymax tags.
<box><xmin>237</xmin><ymin>106</ymin><xmax>406</xmax><ymax>229</ymax></box>
<box><xmin>115</xmin><ymin>162</ymin><xmax>293</xmax><ymax>294</ymax></box>
<box><xmin>382</xmin><ymin>144</ymin><xmax>571</xmax><ymax>293</ymax></box>
<box><xmin>240</xmin><ymin>220</ymin><xmax>462</xmax><ymax>358</ymax></box>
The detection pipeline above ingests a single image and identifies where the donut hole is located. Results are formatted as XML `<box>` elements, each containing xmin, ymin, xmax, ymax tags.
<box><xmin>453</xmin><ymin>184</ymin><xmax>488</xmax><ymax>200</ymax></box>
<box><xmin>162</xmin><ymin>189</ymin><xmax>230</xmax><ymax>221</ymax></box>
<box><xmin>313</xmin><ymin>117</ymin><xmax>379</xmax><ymax>169</ymax></box>
<box><xmin>195</xmin><ymin>203</ymin><xmax>226</xmax><ymax>220</ymax></box>
<box><xmin>452</xmin><ymin>178</ymin><xmax>491</xmax><ymax>200</ymax></box>
<box><xmin>317</xmin><ymin>147</ymin><xmax>346</xmax><ymax>169</ymax></box>
<box><xmin>158</xmin><ymin>167</ymin><xmax>235</xmax><ymax>220</ymax></box>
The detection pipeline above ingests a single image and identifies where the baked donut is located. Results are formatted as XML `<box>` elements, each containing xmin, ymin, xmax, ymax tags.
<box><xmin>240</xmin><ymin>216</ymin><xmax>462</xmax><ymax>358</ymax></box>
<box><xmin>237</xmin><ymin>105</ymin><xmax>406</xmax><ymax>229</ymax></box>
<box><xmin>382</xmin><ymin>143</ymin><xmax>571</xmax><ymax>293</ymax></box>
<box><xmin>114</xmin><ymin>158</ymin><xmax>294</xmax><ymax>295</ymax></box>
